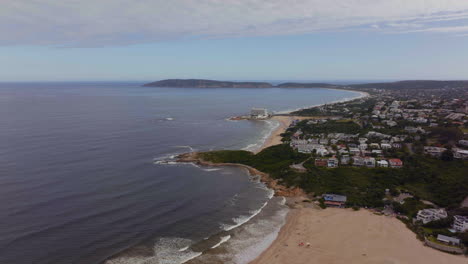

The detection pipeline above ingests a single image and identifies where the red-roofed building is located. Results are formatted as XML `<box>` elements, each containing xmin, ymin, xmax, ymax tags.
<box><xmin>315</xmin><ymin>159</ymin><xmax>328</xmax><ymax>167</ymax></box>
<box><xmin>388</xmin><ymin>158</ymin><xmax>403</xmax><ymax>168</ymax></box>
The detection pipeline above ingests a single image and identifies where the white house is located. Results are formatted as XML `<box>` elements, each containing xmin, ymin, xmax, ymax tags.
<box><xmin>452</xmin><ymin>215</ymin><xmax>468</xmax><ymax>233</ymax></box>
<box><xmin>416</xmin><ymin>208</ymin><xmax>448</xmax><ymax>224</ymax></box>
<box><xmin>377</xmin><ymin>160</ymin><xmax>388</xmax><ymax>167</ymax></box>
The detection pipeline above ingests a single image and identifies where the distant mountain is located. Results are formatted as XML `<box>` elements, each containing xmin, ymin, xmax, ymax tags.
<box><xmin>143</xmin><ymin>79</ymin><xmax>468</xmax><ymax>90</ymax></box>
<box><xmin>143</xmin><ymin>79</ymin><xmax>273</xmax><ymax>88</ymax></box>
<box><xmin>275</xmin><ymin>82</ymin><xmax>341</xmax><ymax>88</ymax></box>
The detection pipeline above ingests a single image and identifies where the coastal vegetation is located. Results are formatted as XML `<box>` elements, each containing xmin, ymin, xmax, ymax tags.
<box><xmin>198</xmin><ymin>145</ymin><xmax>468</xmax><ymax>209</ymax></box>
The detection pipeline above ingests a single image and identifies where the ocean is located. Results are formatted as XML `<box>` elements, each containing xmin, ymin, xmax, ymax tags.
<box><xmin>0</xmin><ymin>82</ymin><xmax>361</xmax><ymax>264</ymax></box>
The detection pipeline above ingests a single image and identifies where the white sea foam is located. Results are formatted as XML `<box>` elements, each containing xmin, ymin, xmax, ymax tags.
<box><xmin>203</xmin><ymin>168</ymin><xmax>221</xmax><ymax>172</ymax></box>
<box><xmin>232</xmin><ymin>208</ymin><xmax>288</xmax><ymax>264</ymax></box>
<box><xmin>174</xmin><ymin>145</ymin><xmax>195</xmax><ymax>152</ymax></box>
<box><xmin>222</xmin><ymin>201</ymin><xmax>269</xmax><ymax>231</ymax></box>
<box><xmin>242</xmin><ymin>119</ymin><xmax>280</xmax><ymax>152</ymax></box>
<box><xmin>178</xmin><ymin>246</ymin><xmax>189</xmax><ymax>252</ymax></box>
<box><xmin>105</xmin><ymin>237</ymin><xmax>200</xmax><ymax>264</ymax></box>
<box><xmin>211</xmin><ymin>235</ymin><xmax>232</xmax><ymax>249</ymax></box>
<box><xmin>153</xmin><ymin>237</ymin><xmax>201</xmax><ymax>264</ymax></box>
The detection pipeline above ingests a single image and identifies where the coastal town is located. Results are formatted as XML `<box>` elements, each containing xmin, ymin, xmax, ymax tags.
<box><xmin>280</xmin><ymin>86</ymin><xmax>468</xmax><ymax>254</ymax></box>
<box><xmin>181</xmin><ymin>84</ymin><xmax>468</xmax><ymax>258</ymax></box>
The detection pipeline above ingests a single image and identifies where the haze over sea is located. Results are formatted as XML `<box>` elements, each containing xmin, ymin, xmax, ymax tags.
<box><xmin>0</xmin><ymin>82</ymin><xmax>361</xmax><ymax>264</ymax></box>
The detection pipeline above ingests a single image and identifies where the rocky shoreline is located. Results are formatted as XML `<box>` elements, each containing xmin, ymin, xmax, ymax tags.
<box><xmin>177</xmin><ymin>152</ymin><xmax>305</xmax><ymax>197</ymax></box>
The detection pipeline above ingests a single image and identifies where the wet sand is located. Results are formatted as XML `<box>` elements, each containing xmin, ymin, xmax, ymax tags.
<box><xmin>250</xmin><ymin>207</ymin><xmax>466</xmax><ymax>264</ymax></box>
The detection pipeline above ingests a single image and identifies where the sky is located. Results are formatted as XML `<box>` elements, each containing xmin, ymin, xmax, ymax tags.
<box><xmin>1</xmin><ymin>0</ymin><xmax>468</xmax><ymax>82</ymax></box>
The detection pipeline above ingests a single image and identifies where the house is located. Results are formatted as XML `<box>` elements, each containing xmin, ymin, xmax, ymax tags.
<box><xmin>250</xmin><ymin>108</ymin><xmax>268</xmax><ymax>119</ymax></box>
<box><xmin>370</xmin><ymin>143</ymin><xmax>380</xmax><ymax>149</ymax></box>
<box><xmin>323</xmin><ymin>194</ymin><xmax>347</xmax><ymax>207</ymax></box>
<box><xmin>359</xmin><ymin>143</ymin><xmax>368</xmax><ymax>150</ymax></box>
<box><xmin>349</xmin><ymin>147</ymin><xmax>360</xmax><ymax>155</ymax></box>
<box><xmin>424</xmin><ymin>146</ymin><xmax>447</xmax><ymax>157</ymax></box>
<box><xmin>372</xmin><ymin>149</ymin><xmax>383</xmax><ymax>156</ymax></box>
<box><xmin>437</xmin><ymin>235</ymin><xmax>460</xmax><ymax>246</ymax></box>
<box><xmin>388</xmin><ymin>158</ymin><xmax>403</xmax><ymax>168</ymax></box>
<box><xmin>316</xmin><ymin>148</ymin><xmax>329</xmax><ymax>156</ymax></box>
<box><xmin>352</xmin><ymin>156</ymin><xmax>365</xmax><ymax>167</ymax></box>
<box><xmin>319</xmin><ymin>138</ymin><xmax>329</xmax><ymax>145</ymax></box>
<box><xmin>315</xmin><ymin>159</ymin><xmax>328</xmax><ymax>167</ymax></box>
<box><xmin>392</xmin><ymin>143</ymin><xmax>402</xmax><ymax>149</ymax></box>
<box><xmin>364</xmin><ymin>157</ymin><xmax>376</xmax><ymax>168</ymax></box>
<box><xmin>453</xmin><ymin>149</ymin><xmax>468</xmax><ymax>159</ymax></box>
<box><xmin>452</xmin><ymin>215</ymin><xmax>468</xmax><ymax>233</ymax></box>
<box><xmin>341</xmin><ymin>155</ymin><xmax>350</xmax><ymax>165</ymax></box>
<box><xmin>381</xmin><ymin>143</ymin><xmax>392</xmax><ymax>150</ymax></box>
<box><xmin>377</xmin><ymin>160</ymin><xmax>388</xmax><ymax>167</ymax></box>
<box><xmin>459</xmin><ymin>140</ymin><xmax>468</xmax><ymax>147</ymax></box>
<box><xmin>328</xmin><ymin>156</ymin><xmax>338</xmax><ymax>168</ymax></box>
<box><xmin>416</xmin><ymin>209</ymin><xmax>448</xmax><ymax>224</ymax></box>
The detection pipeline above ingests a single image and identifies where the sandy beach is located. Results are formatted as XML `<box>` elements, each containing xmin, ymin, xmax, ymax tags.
<box><xmin>250</xmin><ymin>207</ymin><xmax>466</xmax><ymax>264</ymax></box>
<box><xmin>253</xmin><ymin>90</ymin><xmax>369</xmax><ymax>153</ymax></box>
<box><xmin>253</xmin><ymin>116</ymin><xmax>303</xmax><ymax>153</ymax></box>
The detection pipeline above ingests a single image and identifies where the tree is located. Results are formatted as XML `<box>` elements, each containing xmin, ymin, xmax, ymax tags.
<box><xmin>440</xmin><ymin>150</ymin><xmax>454</xmax><ymax>161</ymax></box>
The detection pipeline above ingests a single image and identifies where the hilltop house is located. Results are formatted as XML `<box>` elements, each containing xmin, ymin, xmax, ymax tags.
<box><xmin>416</xmin><ymin>209</ymin><xmax>448</xmax><ymax>224</ymax></box>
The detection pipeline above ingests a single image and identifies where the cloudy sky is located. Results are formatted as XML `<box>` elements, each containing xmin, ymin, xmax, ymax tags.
<box><xmin>1</xmin><ymin>0</ymin><xmax>468</xmax><ymax>81</ymax></box>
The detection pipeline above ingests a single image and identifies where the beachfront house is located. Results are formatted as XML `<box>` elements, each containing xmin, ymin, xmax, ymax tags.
<box><xmin>323</xmin><ymin>194</ymin><xmax>347</xmax><ymax>207</ymax></box>
<box><xmin>437</xmin><ymin>235</ymin><xmax>461</xmax><ymax>246</ymax></box>
<box><xmin>416</xmin><ymin>209</ymin><xmax>448</xmax><ymax>224</ymax></box>
<box><xmin>452</xmin><ymin>215</ymin><xmax>468</xmax><ymax>233</ymax></box>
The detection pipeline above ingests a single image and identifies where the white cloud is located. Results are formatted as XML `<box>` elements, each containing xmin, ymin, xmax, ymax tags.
<box><xmin>1</xmin><ymin>0</ymin><xmax>468</xmax><ymax>46</ymax></box>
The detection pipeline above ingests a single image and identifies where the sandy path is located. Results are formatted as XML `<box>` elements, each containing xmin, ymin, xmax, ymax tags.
<box><xmin>250</xmin><ymin>208</ymin><xmax>467</xmax><ymax>264</ymax></box>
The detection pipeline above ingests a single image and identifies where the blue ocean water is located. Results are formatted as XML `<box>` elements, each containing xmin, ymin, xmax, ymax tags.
<box><xmin>0</xmin><ymin>82</ymin><xmax>361</xmax><ymax>264</ymax></box>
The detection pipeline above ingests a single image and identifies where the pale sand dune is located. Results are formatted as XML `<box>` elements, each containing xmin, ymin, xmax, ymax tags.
<box><xmin>250</xmin><ymin>208</ymin><xmax>467</xmax><ymax>264</ymax></box>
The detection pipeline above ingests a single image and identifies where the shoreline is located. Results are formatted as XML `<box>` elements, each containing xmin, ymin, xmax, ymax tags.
<box><xmin>252</xmin><ymin>89</ymin><xmax>369</xmax><ymax>153</ymax></box>
<box><xmin>250</xmin><ymin>207</ymin><xmax>466</xmax><ymax>264</ymax></box>
<box><xmin>177</xmin><ymin>152</ymin><xmax>305</xmax><ymax>197</ymax></box>
<box><xmin>176</xmin><ymin>89</ymin><xmax>466</xmax><ymax>264</ymax></box>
